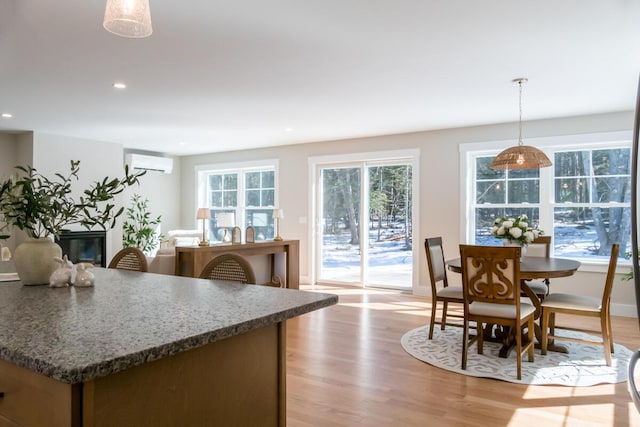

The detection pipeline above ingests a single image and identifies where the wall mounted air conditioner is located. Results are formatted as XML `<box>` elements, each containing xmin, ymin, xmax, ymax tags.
<box><xmin>125</xmin><ymin>154</ymin><xmax>173</xmax><ymax>174</ymax></box>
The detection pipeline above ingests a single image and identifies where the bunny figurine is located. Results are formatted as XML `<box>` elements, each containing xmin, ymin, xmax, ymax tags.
<box><xmin>74</xmin><ymin>263</ymin><xmax>95</xmax><ymax>287</ymax></box>
<box><xmin>49</xmin><ymin>255</ymin><xmax>73</xmax><ymax>288</ymax></box>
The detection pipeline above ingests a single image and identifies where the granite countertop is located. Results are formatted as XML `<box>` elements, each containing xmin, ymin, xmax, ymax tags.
<box><xmin>0</xmin><ymin>268</ymin><xmax>337</xmax><ymax>384</ymax></box>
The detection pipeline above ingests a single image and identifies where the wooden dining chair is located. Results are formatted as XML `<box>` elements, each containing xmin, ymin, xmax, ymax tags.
<box><xmin>108</xmin><ymin>247</ymin><xmax>148</xmax><ymax>272</ymax></box>
<box><xmin>198</xmin><ymin>253</ymin><xmax>256</xmax><ymax>284</ymax></box>
<box><xmin>525</xmin><ymin>235</ymin><xmax>552</xmax><ymax>297</ymax></box>
<box><xmin>459</xmin><ymin>244</ymin><xmax>535</xmax><ymax>380</ymax></box>
<box><xmin>541</xmin><ymin>243</ymin><xmax>619</xmax><ymax>366</ymax></box>
<box><xmin>424</xmin><ymin>237</ymin><xmax>464</xmax><ymax>339</ymax></box>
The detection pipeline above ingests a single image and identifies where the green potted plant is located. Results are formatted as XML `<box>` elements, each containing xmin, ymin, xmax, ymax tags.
<box><xmin>122</xmin><ymin>193</ymin><xmax>164</xmax><ymax>256</ymax></box>
<box><xmin>0</xmin><ymin>160</ymin><xmax>145</xmax><ymax>285</ymax></box>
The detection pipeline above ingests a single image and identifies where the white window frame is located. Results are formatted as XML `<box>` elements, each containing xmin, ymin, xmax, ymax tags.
<box><xmin>195</xmin><ymin>159</ymin><xmax>279</xmax><ymax>241</ymax></box>
<box><xmin>460</xmin><ymin>131</ymin><xmax>632</xmax><ymax>271</ymax></box>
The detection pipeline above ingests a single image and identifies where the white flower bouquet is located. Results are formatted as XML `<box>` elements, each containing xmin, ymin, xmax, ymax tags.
<box><xmin>491</xmin><ymin>214</ymin><xmax>542</xmax><ymax>246</ymax></box>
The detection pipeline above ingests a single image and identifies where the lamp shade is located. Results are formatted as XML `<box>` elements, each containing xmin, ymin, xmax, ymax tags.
<box><xmin>103</xmin><ymin>0</ymin><xmax>153</xmax><ymax>38</ymax></box>
<box><xmin>217</xmin><ymin>212</ymin><xmax>235</xmax><ymax>228</ymax></box>
<box><xmin>272</xmin><ymin>209</ymin><xmax>284</xmax><ymax>219</ymax></box>
<box><xmin>490</xmin><ymin>145</ymin><xmax>552</xmax><ymax>170</ymax></box>
<box><xmin>196</xmin><ymin>208</ymin><xmax>210</xmax><ymax>220</ymax></box>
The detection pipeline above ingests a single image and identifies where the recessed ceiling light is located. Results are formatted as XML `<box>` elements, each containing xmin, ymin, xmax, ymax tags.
<box><xmin>284</xmin><ymin>128</ymin><xmax>293</xmax><ymax>132</ymax></box>
<box><xmin>1</xmin><ymin>113</ymin><xmax>12</xmax><ymax>118</ymax></box>
<box><xmin>113</xmin><ymin>82</ymin><xmax>127</xmax><ymax>89</ymax></box>
<box><xmin>179</xmin><ymin>141</ymin><xmax>186</xmax><ymax>146</ymax></box>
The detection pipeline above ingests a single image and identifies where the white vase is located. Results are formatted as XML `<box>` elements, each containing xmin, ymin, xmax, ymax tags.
<box><xmin>14</xmin><ymin>238</ymin><xmax>63</xmax><ymax>285</ymax></box>
<box><xmin>502</xmin><ymin>240</ymin><xmax>527</xmax><ymax>258</ymax></box>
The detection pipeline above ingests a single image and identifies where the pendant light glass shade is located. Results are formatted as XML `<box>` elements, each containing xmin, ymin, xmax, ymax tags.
<box><xmin>103</xmin><ymin>0</ymin><xmax>153</xmax><ymax>38</ymax></box>
<box><xmin>490</xmin><ymin>78</ymin><xmax>552</xmax><ymax>171</ymax></box>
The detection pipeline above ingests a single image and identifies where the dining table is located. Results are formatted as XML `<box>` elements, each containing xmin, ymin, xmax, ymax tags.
<box><xmin>446</xmin><ymin>255</ymin><xmax>581</xmax><ymax>357</ymax></box>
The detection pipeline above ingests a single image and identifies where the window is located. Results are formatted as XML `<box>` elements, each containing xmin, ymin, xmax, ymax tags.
<box><xmin>198</xmin><ymin>162</ymin><xmax>277</xmax><ymax>243</ymax></box>
<box><xmin>464</xmin><ymin>133</ymin><xmax>631</xmax><ymax>263</ymax></box>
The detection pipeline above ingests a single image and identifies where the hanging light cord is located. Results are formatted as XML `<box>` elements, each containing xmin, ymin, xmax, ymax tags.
<box><xmin>517</xmin><ymin>78</ymin><xmax>525</xmax><ymax>146</ymax></box>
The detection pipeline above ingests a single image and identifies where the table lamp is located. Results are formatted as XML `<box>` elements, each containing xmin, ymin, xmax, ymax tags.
<box><xmin>272</xmin><ymin>209</ymin><xmax>284</xmax><ymax>241</ymax></box>
<box><xmin>217</xmin><ymin>212</ymin><xmax>235</xmax><ymax>243</ymax></box>
<box><xmin>196</xmin><ymin>208</ymin><xmax>211</xmax><ymax>246</ymax></box>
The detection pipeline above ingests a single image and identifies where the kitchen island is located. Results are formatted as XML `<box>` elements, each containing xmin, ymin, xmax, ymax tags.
<box><xmin>0</xmin><ymin>268</ymin><xmax>337</xmax><ymax>426</ymax></box>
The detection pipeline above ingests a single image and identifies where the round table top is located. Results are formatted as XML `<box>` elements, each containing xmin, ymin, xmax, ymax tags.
<box><xmin>446</xmin><ymin>256</ymin><xmax>581</xmax><ymax>280</ymax></box>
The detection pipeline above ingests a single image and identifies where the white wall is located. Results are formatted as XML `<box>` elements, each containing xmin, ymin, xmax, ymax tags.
<box><xmin>121</xmin><ymin>153</ymin><xmax>183</xmax><ymax>244</ymax></box>
<box><xmin>29</xmin><ymin>134</ymin><xmax>181</xmax><ymax>261</ymax></box>
<box><xmin>180</xmin><ymin>111</ymin><xmax>637</xmax><ymax>316</ymax></box>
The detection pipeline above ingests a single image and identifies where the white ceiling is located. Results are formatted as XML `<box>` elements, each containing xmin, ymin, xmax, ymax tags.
<box><xmin>1</xmin><ymin>1</ymin><xmax>639</xmax><ymax>156</ymax></box>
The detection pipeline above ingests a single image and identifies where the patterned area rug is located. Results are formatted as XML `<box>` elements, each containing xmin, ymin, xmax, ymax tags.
<box><xmin>401</xmin><ymin>325</ymin><xmax>633</xmax><ymax>386</ymax></box>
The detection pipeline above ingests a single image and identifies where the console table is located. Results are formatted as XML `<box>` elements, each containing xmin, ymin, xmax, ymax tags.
<box><xmin>174</xmin><ymin>240</ymin><xmax>300</xmax><ymax>289</ymax></box>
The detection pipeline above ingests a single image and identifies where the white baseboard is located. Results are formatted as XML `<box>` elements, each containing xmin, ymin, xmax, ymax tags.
<box><xmin>611</xmin><ymin>303</ymin><xmax>638</xmax><ymax>318</ymax></box>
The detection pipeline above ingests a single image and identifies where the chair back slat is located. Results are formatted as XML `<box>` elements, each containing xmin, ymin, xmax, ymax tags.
<box><xmin>459</xmin><ymin>245</ymin><xmax>520</xmax><ymax>306</ymax></box>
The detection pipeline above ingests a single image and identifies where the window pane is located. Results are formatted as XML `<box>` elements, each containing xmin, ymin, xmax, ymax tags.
<box><xmin>223</xmin><ymin>191</ymin><xmax>237</xmax><ymax>207</ymax></box>
<box><xmin>262</xmin><ymin>189</ymin><xmax>274</xmax><ymax>206</ymax></box>
<box><xmin>224</xmin><ymin>174</ymin><xmax>238</xmax><ymax>190</ymax></box>
<box><xmin>554</xmin><ymin>151</ymin><xmax>590</xmax><ymax>177</ymax></box>
<box><xmin>507</xmin><ymin>180</ymin><xmax>539</xmax><ymax>203</ymax></box>
<box><xmin>209</xmin><ymin>175</ymin><xmax>222</xmax><ymax>191</ymax></box>
<box><xmin>593</xmin><ymin>148</ymin><xmax>630</xmax><ymax>176</ymax></box>
<box><xmin>262</xmin><ymin>171</ymin><xmax>275</xmax><ymax>188</ymax></box>
<box><xmin>211</xmin><ymin>192</ymin><xmax>222</xmax><ymax>207</ymax></box>
<box><xmin>245</xmin><ymin>210</ymin><xmax>273</xmax><ymax>240</ymax></box>
<box><xmin>554</xmin><ymin>207</ymin><xmax>631</xmax><ymax>259</ymax></box>
<box><xmin>246</xmin><ymin>190</ymin><xmax>260</xmax><ymax>206</ymax></box>
<box><xmin>508</xmin><ymin>169</ymin><xmax>539</xmax><ymax>179</ymax></box>
<box><xmin>246</xmin><ymin>172</ymin><xmax>260</xmax><ymax>189</ymax></box>
<box><xmin>476</xmin><ymin>157</ymin><xmax>504</xmax><ymax>180</ymax></box>
<box><xmin>555</xmin><ymin>178</ymin><xmax>589</xmax><ymax>203</ymax></box>
<box><xmin>476</xmin><ymin>181</ymin><xmax>505</xmax><ymax>204</ymax></box>
<box><xmin>594</xmin><ymin>177</ymin><xmax>631</xmax><ymax>203</ymax></box>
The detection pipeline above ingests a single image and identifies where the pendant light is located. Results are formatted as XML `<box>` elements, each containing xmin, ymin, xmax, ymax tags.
<box><xmin>103</xmin><ymin>0</ymin><xmax>153</xmax><ymax>38</ymax></box>
<box><xmin>490</xmin><ymin>78</ymin><xmax>552</xmax><ymax>170</ymax></box>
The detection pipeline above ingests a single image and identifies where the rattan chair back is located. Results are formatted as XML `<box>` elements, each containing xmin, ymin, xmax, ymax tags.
<box><xmin>108</xmin><ymin>247</ymin><xmax>148</xmax><ymax>272</ymax></box>
<box><xmin>198</xmin><ymin>253</ymin><xmax>256</xmax><ymax>284</ymax></box>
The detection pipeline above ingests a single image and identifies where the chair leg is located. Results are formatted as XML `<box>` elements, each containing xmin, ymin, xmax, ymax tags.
<box><xmin>429</xmin><ymin>299</ymin><xmax>437</xmax><ymax>339</ymax></box>
<box><xmin>515</xmin><ymin>321</ymin><xmax>522</xmax><ymax>380</ymax></box>
<box><xmin>600</xmin><ymin>314</ymin><xmax>612</xmax><ymax>367</ymax></box>
<box><xmin>527</xmin><ymin>318</ymin><xmax>535</xmax><ymax>362</ymax></box>
<box><xmin>606</xmin><ymin>309</ymin><xmax>614</xmax><ymax>354</ymax></box>
<box><xmin>477</xmin><ymin>321</ymin><xmax>484</xmax><ymax>355</ymax></box>
<box><xmin>541</xmin><ymin>308</ymin><xmax>549</xmax><ymax>355</ymax></box>
<box><xmin>461</xmin><ymin>318</ymin><xmax>469</xmax><ymax>371</ymax></box>
<box><xmin>441</xmin><ymin>301</ymin><xmax>448</xmax><ymax>330</ymax></box>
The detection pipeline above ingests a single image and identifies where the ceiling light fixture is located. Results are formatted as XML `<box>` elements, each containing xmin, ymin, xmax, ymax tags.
<box><xmin>1</xmin><ymin>113</ymin><xmax>13</xmax><ymax>118</ymax></box>
<box><xmin>113</xmin><ymin>82</ymin><xmax>127</xmax><ymax>89</ymax></box>
<box><xmin>490</xmin><ymin>78</ymin><xmax>552</xmax><ymax>170</ymax></box>
<box><xmin>103</xmin><ymin>0</ymin><xmax>153</xmax><ymax>38</ymax></box>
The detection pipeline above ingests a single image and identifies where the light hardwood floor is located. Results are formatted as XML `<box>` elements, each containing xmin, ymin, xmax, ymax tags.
<box><xmin>286</xmin><ymin>285</ymin><xmax>640</xmax><ymax>427</ymax></box>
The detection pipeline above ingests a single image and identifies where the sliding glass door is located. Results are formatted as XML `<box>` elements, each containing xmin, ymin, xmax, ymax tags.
<box><xmin>316</xmin><ymin>160</ymin><xmax>414</xmax><ymax>289</ymax></box>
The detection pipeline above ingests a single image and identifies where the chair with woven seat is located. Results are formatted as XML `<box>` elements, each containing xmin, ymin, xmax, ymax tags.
<box><xmin>424</xmin><ymin>237</ymin><xmax>464</xmax><ymax>339</ymax></box>
<box><xmin>198</xmin><ymin>253</ymin><xmax>256</xmax><ymax>284</ymax></box>
<box><xmin>524</xmin><ymin>235</ymin><xmax>552</xmax><ymax>297</ymax></box>
<box><xmin>541</xmin><ymin>243</ymin><xmax>619</xmax><ymax>366</ymax></box>
<box><xmin>108</xmin><ymin>247</ymin><xmax>148</xmax><ymax>272</ymax></box>
<box><xmin>459</xmin><ymin>244</ymin><xmax>535</xmax><ymax>380</ymax></box>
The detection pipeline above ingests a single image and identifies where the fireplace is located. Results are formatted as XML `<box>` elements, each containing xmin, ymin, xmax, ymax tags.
<box><xmin>56</xmin><ymin>231</ymin><xmax>106</xmax><ymax>267</ymax></box>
